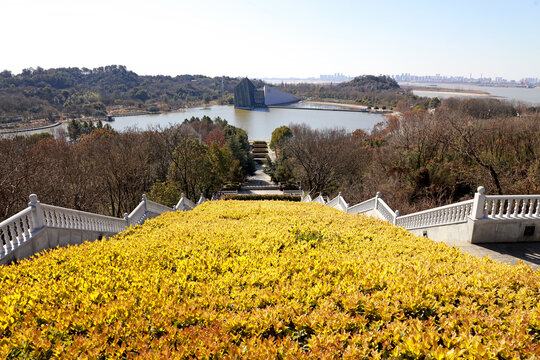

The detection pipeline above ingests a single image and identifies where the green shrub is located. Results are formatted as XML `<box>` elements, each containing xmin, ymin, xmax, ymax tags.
<box><xmin>221</xmin><ymin>194</ymin><xmax>300</xmax><ymax>201</ymax></box>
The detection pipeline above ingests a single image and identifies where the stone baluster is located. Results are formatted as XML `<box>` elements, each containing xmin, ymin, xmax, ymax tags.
<box><xmin>528</xmin><ymin>199</ymin><xmax>535</xmax><ymax>216</ymax></box>
<box><xmin>520</xmin><ymin>199</ymin><xmax>527</xmax><ymax>216</ymax></box>
<box><xmin>513</xmin><ymin>199</ymin><xmax>520</xmax><ymax>217</ymax></box>
<box><xmin>22</xmin><ymin>214</ymin><xmax>31</xmax><ymax>241</ymax></box>
<box><xmin>505</xmin><ymin>199</ymin><xmax>512</xmax><ymax>218</ymax></box>
<box><xmin>14</xmin><ymin>218</ymin><xmax>24</xmax><ymax>246</ymax></box>
<box><xmin>2</xmin><ymin>226</ymin><xmax>12</xmax><ymax>252</ymax></box>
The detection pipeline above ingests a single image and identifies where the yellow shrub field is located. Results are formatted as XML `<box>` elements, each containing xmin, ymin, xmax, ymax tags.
<box><xmin>1</xmin><ymin>201</ymin><xmax>539</xmax><ymax>358</ymax></box>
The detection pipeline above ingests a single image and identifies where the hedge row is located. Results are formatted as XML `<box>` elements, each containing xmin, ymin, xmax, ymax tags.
<box><xmin>221</xmin><ymin>194</ymin><xmax>301</xmax><ymax>201</ymax></box>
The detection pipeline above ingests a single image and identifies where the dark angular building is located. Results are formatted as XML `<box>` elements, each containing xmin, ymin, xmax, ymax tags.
<box><xmin>234</xmin><ymin>78</ymin><xmax>299</xmax><ymax>109</ymax></box>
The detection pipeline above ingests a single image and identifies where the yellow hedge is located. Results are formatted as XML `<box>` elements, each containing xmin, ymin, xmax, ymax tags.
<box><xmin>0</xmin><ymin>201</ymin><xmax>539</xmax><ymax>358</ymax></box>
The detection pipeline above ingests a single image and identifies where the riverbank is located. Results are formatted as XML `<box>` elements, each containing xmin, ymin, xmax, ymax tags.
<box><xmin>299</xmin><ymin>101</ymin><xmax>393</xmax><ymax>114</ymax></box>
<box><xmin>405</xmin><ymin>86</ymin><xmax>493</xmax><ymax>98</ymax></box>
<box><xmin>0</xmin><ymin>122</ymin><xmax>61</xmax><ymax>135</ymax></box>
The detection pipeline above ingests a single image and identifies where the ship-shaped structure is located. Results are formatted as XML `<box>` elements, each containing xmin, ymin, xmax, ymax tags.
<box><xmin>233</xmin><ymin>78</ymin><xmax>299</xmax><ymax>109</ymax></box>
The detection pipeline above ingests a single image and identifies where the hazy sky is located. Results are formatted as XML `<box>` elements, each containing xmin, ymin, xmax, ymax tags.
<box><xmin>2</xmin><ymin>0</ymin><xmax>539</xmax><ymax>79</ymax></box>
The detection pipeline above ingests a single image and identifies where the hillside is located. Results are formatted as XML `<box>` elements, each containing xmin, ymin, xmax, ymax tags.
<box><xmin>0</xmin><ymin>201</ymin><xmax>539</xmax><ymax>358</ymax></box>
<box><xmin>0</xmin><ymin>66</ymin><xmax>261</xmax><ymax>120</ymax></box>
<box><xmin>275</xmin><ymin>75</ymin><xmax>426</xmax><ymax>109</ymax></box>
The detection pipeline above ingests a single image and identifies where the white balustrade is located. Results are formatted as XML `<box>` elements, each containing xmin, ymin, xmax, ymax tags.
<box><xmin>376</xmin><ymin>197</ymin><xmax>397</xmax><ymax>223</ymax></box>
<box><xmin>146</xmin><ymin>199</ymin><xmax>174</xmax><ymax>215</ymax></box>
<box><xmin>1</xmin><ymin>193</ymin><xmax>199</xmax><ymax>264</ymax></box>
<box><xmin>326</xmin><ymin>195</ymin><xmax>340</xmax><ymax>208</ymax></box>
<box><xmin>347</xmin><ymin>197</ymin><xmax>376</xmax><ymax>214</ymax></box>
<box><xmin>395</xmin><ymin>200</ymin><xmax>473</xmax><ymax>229</ymax></box>
<box><xmin>312</xmin><ymin>194</ymin><xmax>326</xmax><ymax>204</ymax></box>
<box><xmin>338</xmin><ymin>195</ymin><xmax>349</xmax><ymax>212</ymax></box>
<box><xmin>301</xmin><ymin>194</ymin><xmax>312</xmax><ymax>202</ymax></box>
<box><xmin>0</xmin><ymin>207</ymin><xmax>33</xmax><ymax>256</ymax></box>
<box><xmin>41</xmin><ymin>204</ymin><xmax>127</xmax><ymax>233</ymax></box>
<box><xmin>127</xmin><ymin>196</ymin><xmax>148</xmax><ymax>226</ymax></box>
<box><xmin>197</xmin><ymin>194</ymin><xmax>207</xmax><ymax>206</ymax></box>
<box><xmin>483</xmin><ymin>195</ymin><xmax>540</xmax><ymax>219</ymax></box>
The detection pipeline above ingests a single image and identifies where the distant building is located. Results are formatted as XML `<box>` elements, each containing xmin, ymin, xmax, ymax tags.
<box><xmin>234</xmin><ymin>78</ymin><xmax>299</xmax><ymax>109</ymax></box>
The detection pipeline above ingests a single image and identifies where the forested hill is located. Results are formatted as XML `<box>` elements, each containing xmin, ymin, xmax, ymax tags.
<box><xmin>276</xmin><ymin>75</ymin><xmax>414</xmax><ymax>109</ymax></box>
<box><xmin>0</xmin><ymin>65</ymin><xmax>261</xmax><ymax>119</ymax></box>
<box><xmin>339</xmin><ymin>75</ymin><xmax>400</xmax><ymax>92</ymax></box>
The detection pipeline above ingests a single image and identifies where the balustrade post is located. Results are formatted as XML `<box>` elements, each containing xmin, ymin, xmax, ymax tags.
<box><xmin>393</xmin><ymin>210</ymin><xmax>400</xmax><ymax>225</ymax></box>
<box><xmin>28</xmin><ymin>194</ymin><xmax>45</xmax><ymax>234</ymax></box>
<box><xmin>124</xmin><ymin>213</ymin><xmax>129</xmax><ymax>227</ymax></box>
<box><xmin>142</xmin><ymin>194</ymin><xmax>148</xmax><ymax>212</ymax></box>
<box><xmin>471</xmin><ymin>186</ymin><xmax>486</xmax><ymax>220</ymax></box>
<box><xmin>375</xmin><ymin>192</ymin><xmax>381</xmax><ymax>210</ymax></box>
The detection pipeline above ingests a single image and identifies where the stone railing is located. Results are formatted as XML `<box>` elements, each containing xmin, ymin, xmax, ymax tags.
<box><xmin>302</xmin><ymin>186</ymin><xmax>540</xmax><ymax>243</ymax></box>
<box><xmin>347</xmin><ymin>197</ymin><xmax>376</xmax><ymax>214</ymax></box>
<box><xmin>325</xmin><ymin>193</ymin><xmax>341</xmax><ymax>209</ymax></box>
<box><xmin>42</xmin><ymin>204</ymin><xmax>126</xmax><ymax>233</ymax></box>
<box><xmin>1</xmin><ymin>192</ymin><xmax>201</xmax><ymax>265</ymax></box>
<box><xmin>147</xmin><ymin>198</ymin><xmax>175</xmax><ymax>215</ymax></box>
<box><xmin>395</xmin><ymin>199</ymin><xmax>473</xmax><ymax>229</ymax></box>
<box><xmin>481</xmin><ymin>195</ymin><xmax>540</xmax><ymax>219</ymax></box>
<box><xmin>0</xmin><ymin>206</ymin><xmax>34</xmax><ymax>258</ymax></box>
<box><xmin>174</xmin><ymin>193</ymin><xmax>197</xmax><ymax>211</ymax></box>
<box><xmin>375</xmin><ymin>195</ymin><xmax>398</xmax><ymax>224</ymax></box>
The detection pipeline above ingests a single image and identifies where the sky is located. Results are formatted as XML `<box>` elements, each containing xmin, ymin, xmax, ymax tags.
<box><xmin>1</xmin><ymin>0</ymin><xmax>539</xmax><ymax>80</ymax></box>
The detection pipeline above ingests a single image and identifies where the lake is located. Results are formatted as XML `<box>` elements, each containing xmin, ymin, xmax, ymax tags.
<box><xmin>15</xmin><ymin>105</ymin><xmax>386</xmax><ymax>140</ymax></box>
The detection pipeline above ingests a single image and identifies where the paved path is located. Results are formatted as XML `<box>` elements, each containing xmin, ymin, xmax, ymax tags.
<box><xmin>436</xmin><ymin>238</ymin><xmax>540</xmax><ymax>269</ymax></box>
<box><xmin>241</xmin><ymin>156</ymin><xmax>283</xmax><ymax>195</ymax></box>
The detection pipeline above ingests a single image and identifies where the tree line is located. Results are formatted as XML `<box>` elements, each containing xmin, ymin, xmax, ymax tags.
<box><xmin>0</xmin><ymin>116</ymin><xmax>254</xmax><ymax>219</ymax></box>
<box><xmin>267</xmin><ymin>98</ymin><xmax>540</xmax><ymax>214</ymax></box>
<box><xmin>0</xmin><ymin>66</ymin><xmax>250</xmax><ymax>120</ymax></box>
<box><xmin>275</xmin><ymin>75</ymin><xmax>431</xmax><ymax>110</ymax></box>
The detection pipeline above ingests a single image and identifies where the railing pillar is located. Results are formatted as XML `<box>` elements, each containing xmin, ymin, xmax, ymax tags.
<box><xmin>471</xmin><ymin>186</ymin><xmax>486</xmax><ymax>219</ymax></box>
<box><xmin>393</xmin><ymin>210</ymin><xmax>400</xmax><ymax>225</ymax></box>
<box><xmin>375</xmin><ymin>192</ymin><xmax>381</xmax><ymax>210</ymax></box>
<box><xmin>124</xmin><ymin>213</ymin><xmax>129</xmax><ymax>227</ymax></box>
<box><xmin>28</xmin><ymin>194</ymin><xmax>46</xmax><ymax>234</ymax></box>
<box><xmin>142</xmin><ymin>194</ymin><xmax>148</xmax><ymax>212</ymax></box>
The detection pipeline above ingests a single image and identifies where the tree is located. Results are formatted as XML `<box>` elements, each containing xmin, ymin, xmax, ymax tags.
<box><xmin>428</xmin><ymin>97</ymin><xmax>441</xmax><ymax>108</ymax></box>
<box><xmin>134</xmin><ymin>89</ymin><xmax>149</xmax><ymax>102</ymax></box>
<box><xmin>224</xmin><ymin>125</ymin><xmax>255</xmax><ymax>177</ymax></box>
<box><xmin>270</xmin><ymin>125</ymin><xmax>293</xmax><ymax>151</ymax></box>
<box><xmin>281</xmin><ymin>125</ymin><xmax>357</xmax><ymax>194</ymax></box>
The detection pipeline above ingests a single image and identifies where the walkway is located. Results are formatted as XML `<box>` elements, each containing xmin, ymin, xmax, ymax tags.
<box><xmin>439</xmin><ymin>239</ymin><xmax>540</xmax><ymax>269</ymax></box>
<box><xmin>240</xmin><ymin>162</ymin><xmax>282</xmax><ymax>195</ymax></box>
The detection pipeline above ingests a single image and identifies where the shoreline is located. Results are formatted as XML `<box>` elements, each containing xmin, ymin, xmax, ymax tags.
<box><xmin>407</xmin><ymin>86</ymin><xmax>492</xmax><ymax>97</ymax></box>
<box><xmin>301</xmin><ymin>101</ymin><xmax>393</xmax><ymax>114</ymax></box>
<box><xmin>0</xmin><ymin>122</ymin><xmax>62</xmax><ymax>135</ymax></box>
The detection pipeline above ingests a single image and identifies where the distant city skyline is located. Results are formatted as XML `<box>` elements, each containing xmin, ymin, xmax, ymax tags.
<box><xmin>1</xmin><ymin>0</ymin><xmax>539</xmax><ymax>80</ymax></box>
<box><xmin>263</xmin><ymin>73</ymin><xmax>539</xmax><ymax>85</ymax></box>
